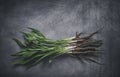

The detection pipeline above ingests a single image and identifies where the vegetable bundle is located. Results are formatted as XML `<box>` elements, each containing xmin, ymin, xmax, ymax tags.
<box><xmin>12</xmin><ymin>28</ymin><xmax>103</xmax><ymax>67</ymax></box>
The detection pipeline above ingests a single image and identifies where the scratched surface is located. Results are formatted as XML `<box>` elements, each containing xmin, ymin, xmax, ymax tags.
<box><xmin>0</xmin><ymin>0</ymin><xmax>120</xmax><ymax>77</ymax></box>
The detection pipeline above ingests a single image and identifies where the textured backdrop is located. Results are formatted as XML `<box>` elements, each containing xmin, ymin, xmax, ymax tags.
<box><xmin>0</xmin><ymin>0</ymin><xmax>120</xmax><ymax>77</ymax></box>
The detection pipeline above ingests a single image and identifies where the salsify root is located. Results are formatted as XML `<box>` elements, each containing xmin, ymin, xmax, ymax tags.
<box><xmin>12</xmin><ymin>28</ymin><xmax>103</xmax><ymax>68</ymax></box>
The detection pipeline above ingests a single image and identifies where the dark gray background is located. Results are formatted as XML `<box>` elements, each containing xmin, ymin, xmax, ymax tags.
<box><xmin>0</xmin><ymin>0</ymin><xmax>120</xmax><ymax>77</ymax></box>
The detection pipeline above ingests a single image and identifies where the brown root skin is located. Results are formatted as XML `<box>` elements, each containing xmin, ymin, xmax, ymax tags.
<box><xmin>67</xmin><ymin>30</ymin><xmax>103</xmax><ymax>64</ymax></box>
<box><xmin>68</xmin><ymin>51</ymin><xmax>103</xmax><ymax>54</ymax></box>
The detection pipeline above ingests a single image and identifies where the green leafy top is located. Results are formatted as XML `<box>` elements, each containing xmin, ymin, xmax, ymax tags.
<box><xmin>12</xmin><ymin>28</ymin><xmax>71</xmax><ymax>67</ymax></box>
